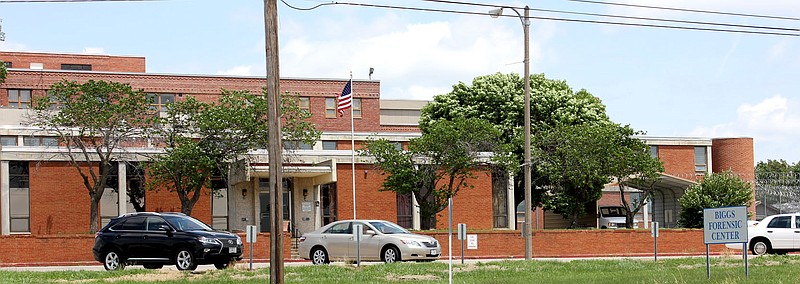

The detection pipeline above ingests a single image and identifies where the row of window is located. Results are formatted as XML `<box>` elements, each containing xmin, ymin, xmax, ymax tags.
<box><xmin>4</xmin><ymin>89</ymin><xmax>173</xmax><ymax>111</ymax></box>
<box><xmin>1</xmin><ymin>62</ymin><xmax>90</xmax><ymax>70</ymax></box>
<box><xmin>0</xmin><ymin>135</ymin><xmax>363</xmax><ymax>151</ymax></box>
<box><xmin>1</xmin><ymin>136</ymin><xmax>58</xmax><ymax>147</ymax></box>
<box><xmin>5</xmin><ymin>90</ymin><xmax>362</xmax><ymax>119</ymax></box>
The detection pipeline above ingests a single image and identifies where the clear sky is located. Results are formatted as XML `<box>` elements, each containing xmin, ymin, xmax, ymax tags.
<box><xmin>1</xmin><ymin>0</ymin><xmax>798</xmax><ymax>164</ymax></box>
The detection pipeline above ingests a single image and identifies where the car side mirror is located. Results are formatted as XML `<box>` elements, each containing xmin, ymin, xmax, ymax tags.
<box><xmin>159</xmin><ymin>225</ymin><xmax>174</xmax><ymax>232</ymax></box>
<box><xmin>365</xmin><ymin>229</ymin><xmax>376</xmax><ymax>235</ymax></box>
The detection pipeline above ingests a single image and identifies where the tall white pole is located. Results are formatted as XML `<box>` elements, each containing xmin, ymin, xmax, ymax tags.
<box><xmin>522</xmin><ymin>5</ymin><xmax>533</xmax><ymax>261</ymax></box>
<box><xmin>350</xmin><ymin>73</ymin><xmax>357</xmax><ymax>220</ymax></box>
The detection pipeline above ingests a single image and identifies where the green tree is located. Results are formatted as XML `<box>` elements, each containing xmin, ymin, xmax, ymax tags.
<box><xmin>420</xmin><ymin>73</ymin><xmax>613</xmax><ymax>216</ymax></box>
<box><xmin>0</xmin><ymin>60</ymin><xmax>7</xmax><ymax>84</ymax></box>
<box><xmin>678</xmin><ymin>171</ymin><xmax>754</xmax><ymax>228</ymax></box>
<box><xmin>147</xmin><ymin>90</ymin><xmax>319</xmax><ymax>215</ymax></box>
<box><xmin>362</xmin><ymin>118</ymin><xmax>505</xmax><ymax>229</ymax></box>
<box><xmin>29</xmin><ymin>80</ymin><xmax>155</xmax><ymax>233</ymax></box>
<box><xmin>533</xmin><ymin>123</ymin><xmax>662</xmax><ymax>228</ymax></box>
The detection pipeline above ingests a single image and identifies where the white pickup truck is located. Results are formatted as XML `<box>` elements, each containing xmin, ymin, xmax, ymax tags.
<box><xmin>598</xmin><ymin>206</ymin><xmax>639</xmax><ymax>229</ymax></box>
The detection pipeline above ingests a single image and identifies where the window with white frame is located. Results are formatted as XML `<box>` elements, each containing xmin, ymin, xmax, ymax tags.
<box><xmin>322</xmin><ymin>140</ymin><xmax>337</xmax><ymax>150</ymax></box>
<box><xmin>211</xmin><ymin>178</ymin><xmax>228</xmax><ymax>230</ymax></box>
<box><xmin>1</xmin><ymin>136</ymin><xmax>17</xmax><ymax>146</ymax></box>
<box><xmin>650</xmin><ymin>146</ymin><xmax>658</xmax><ymax>158</ymax></box>
<box><xmin>694</xmin><ymin>146</ymin><xmax>707</xmax><ymax>173</ymax></box>
<box><xmin>9</xmin><ymin>161</ymin><xmax>30</xmax><ymax>233</ymax></box>
<box><xmin>23</xmin><ymin>136</ymin><xmax>58</xmax><ymax>147</ymax></box>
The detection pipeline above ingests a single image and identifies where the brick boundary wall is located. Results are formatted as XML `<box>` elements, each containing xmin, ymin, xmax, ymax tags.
<box><xmin>0</xmin><ymin>230</ymin><xmax>737</xmax><ymax>266</ymax></box>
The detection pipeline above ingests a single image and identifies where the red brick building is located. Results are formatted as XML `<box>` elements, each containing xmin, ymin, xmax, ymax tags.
<box><xmin>0</xmin><ymin>51</ymin><xmax>755</xmax><ymax>238</ymax></box>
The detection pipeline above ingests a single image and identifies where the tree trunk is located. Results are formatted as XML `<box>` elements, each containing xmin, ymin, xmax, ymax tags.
<box><xmin>89</xmin><ymin>189</ymin><xmax>103</xmax><ymax>233</ymax></box>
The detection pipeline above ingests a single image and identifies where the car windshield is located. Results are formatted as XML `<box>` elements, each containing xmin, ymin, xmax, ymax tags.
<box><xmin>600</xmin><ymin>207</ymin><xmax>626</xmax><ymax>217</ymax></box>
<box><xmin>164</xmin><ymin>215</ymin><xmax>213</xmax><ymax>231</ymax></box>
<box><xmin>369</xmin><ymin>221</ymin><xmax>410</xmax><ymax>234</ymax></box>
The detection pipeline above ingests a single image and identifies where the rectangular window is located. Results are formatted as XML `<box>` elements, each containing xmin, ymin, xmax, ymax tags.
<box><xmin>1</xmin><ymin>136</ymin><xmax>17</xmax><ymax>146</ymax></box>
<box><xmin>3</xmin><ymin>62</ymin><xmax>11</xmax><ymax>68</ymax></box>
<box><xmin>391</xmin><ymin>142</ymin><xmax>403</xmax><ymax>151</ymax></box>
<box><xmin>325</xmin><ymin>98</ymin><xmax>336</xmax><ymax>118</ymax></box>
<box><xmin>322</xmin><ymin>141</ymin><xmax>337</xmax><ymax>150</ymax></box>
<box><xmin>284</xmin><ymin>140</ymin><xmax>312</xmax><ymax>150</ymax></box>
<box><xmin>61</xmin><ymin>63</ymin><xmax>92</xmax><ymax>71</ymax></box>
<box><xmin>650</xmin><ymin>146</ymin><xmax>658</xmax><ymax>158</ymax></box>
<box><xmin>299</xmin><ymin>97</ymin><xmax>310</xmax><ymax>111</ymax></box>
<box><xmin>148</xmin><ymin>93</ymin><xmax>175</xmax><ymax>112</ymax></box>
<box><xmin>396</xmin><ymin>193</ymin><xmax>413</xmax><ymax>229</ymax></box>
<box><xmin>353</xmin><ymin>98</ymin><xmax>362</xmax><ymax>118</ymax></box>
<box><xmin>694</xmin><ymin>146</ymin><xmax>707</xmax><ymax>173</ymax></box>
<box><xmin>492</xmin><ymin>167</ymin><xmax>509</xmax><ymax>229</ymax></box>
<box><xmin>46</xmin><ymin>90</ymin><xmax>64</xmax><ymax>110</ymax></box>
<box><xmin>8</xmin><ymin>89</ymin><xmax>32</xmax><ymax>109</ymax></box>
<box><xmin>9</xmin><ymin>161</ymin><xmax>30</xmax><ymax>233</ymax></box>
<box><xmin>211</xmin><ymin>187</ymin><xmax>229</xmax><ymax>230</ymax></box>
<box><xmin>23</xmin><ymin>136</ymin><xmax>58</xmax><ymax>146</ymax></box>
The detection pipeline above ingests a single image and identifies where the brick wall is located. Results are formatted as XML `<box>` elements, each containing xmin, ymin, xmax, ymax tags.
<box><xmin>0</xmin><ymin>51</ymin><xmax>146</xmax><ymax>72</ymax></box>
<box><xmin>434</xmin><ymin>168</ymin><xmax>495</xmax><ymax>230</ymax></box>
<box><xmin>711</xmin><ymin>138</ymin><xmax>755</xmax><ymax>181</ymax></box>
<box><xmin>3</xmin><ymin>70</ymin><xmax>381</xmax><ymax>133</ymax></box>
<box><xmin>29</xmin><ymin>162</ymin><xmax>93</xmax><ymax>234</ymax></box>
<box><xmin>0</xmin><ymin>230</ymin><xmax>732</xmax><ymax>266</ymax></box>
<box><xmin>0</xmin><ymin>233</ymin><xmax>291</xmax><ymax>266</ymax></box>
<box><xmin>336</xmin><ymin>164</ymin><xmax>398</xmax><ymax>223</ymax></box>
<box><xmin>657</xmin><ymin>145</ymin><xmax>698</xmax><ymax>180</ymax></box>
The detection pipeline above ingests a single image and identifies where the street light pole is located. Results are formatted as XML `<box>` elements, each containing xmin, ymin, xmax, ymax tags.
<box><xmin>490</xmin><ymin>5</ymin><xmax>532</xmax><ymax>260</ymax></box>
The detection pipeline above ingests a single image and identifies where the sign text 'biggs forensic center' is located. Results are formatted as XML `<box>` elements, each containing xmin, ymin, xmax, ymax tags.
<box><xmin>703</xmin><ymin>206</ymin><xmax>748</xmax><ymax>244</ymax></box>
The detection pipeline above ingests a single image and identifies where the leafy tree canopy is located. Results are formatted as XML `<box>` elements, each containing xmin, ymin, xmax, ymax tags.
<box><xmin>362</xmin><ymin>117</ymin><xmax>503</xmax><ymax>229</ymax></box>
<box><xmin>29</xmin><ymin>79</ymin><xmax>155</xmax><ymax>233</ymax></box>
<box><xmin>678</xmin><ymin>171</ymin><xmax>754</xmax><ymax>228</ymax></box>
<box><xmin>147</xmin><ymin>90</ymin><xmax>319</xmax><ymax>215</ymax></box>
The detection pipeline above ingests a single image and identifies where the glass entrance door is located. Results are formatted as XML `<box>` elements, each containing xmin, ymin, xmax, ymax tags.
<box><xmin>259</xmin><ymin>178</ymin><xmax>293</xmax><ymax>232</ymax></box>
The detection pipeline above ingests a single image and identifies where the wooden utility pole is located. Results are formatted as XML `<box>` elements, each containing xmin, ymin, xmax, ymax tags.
<box><xmin>264</xmin><ymin>0</ymin><xmax>284</xmax><ymax>283</ymax></box>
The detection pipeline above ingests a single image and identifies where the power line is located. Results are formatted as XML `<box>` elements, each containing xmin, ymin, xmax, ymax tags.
<box><xmin>565</xmin><ymin>0</ymin><xmax>800</xmax><ymax>21</ymax></box>
<box><xmin>0</xmin><ymin>0</ymin><xmax>159</xmax><ymax>2</ymax></box>
<box><xmin>281</xmin><ymin>1</ymin><xmax>798</xmax><ymax>37</ymax></box>
<box><xmin>420</xmin><ymin>0</ymin><xmax>800</xmax><ymax>33</ymax></box>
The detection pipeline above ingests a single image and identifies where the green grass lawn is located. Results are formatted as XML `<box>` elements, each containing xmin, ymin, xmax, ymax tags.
<box><xmin>2</xmin><ymin>255</ymin><xmax>799</xmax><ymax>284</ymax></box>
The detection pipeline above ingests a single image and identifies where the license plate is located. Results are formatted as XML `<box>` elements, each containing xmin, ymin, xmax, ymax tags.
<box><xmin>430</xmin><ymin>249</ymin><xmax>438</xmax><ymax>255</ymax></box>
<box><xmin>229</xmin><ymin>247</ymin><xmax>237</xmax><ymax>254</ymax></box>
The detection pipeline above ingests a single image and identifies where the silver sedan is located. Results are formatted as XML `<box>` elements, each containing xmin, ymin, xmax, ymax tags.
<box><xmin>298</xmin><ymin>220</ymin><xmax>441</xmax><ymax>264</ymax></box>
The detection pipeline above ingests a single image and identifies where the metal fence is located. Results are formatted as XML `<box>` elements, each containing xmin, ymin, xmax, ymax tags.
<box><xmin>755</xmin><ymin>172</ymin><xmax>800</xmax><ymax>220</ymax></box>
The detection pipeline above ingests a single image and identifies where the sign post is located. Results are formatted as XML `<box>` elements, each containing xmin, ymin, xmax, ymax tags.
<box><xmin>703</xmin><ymin>206</ymin><xmax>748</xmax><ymax>280</ymax></box>
<box><xmin>353</xmin><ymin>223</ymin><xmax>363</xmax><ymax>268</ymax></box>
<box><xmin>458</xmin><ymin>223</ymin><xmax>466</xmax><ymax>264</ymax></box>
<box><xmin>651</xmin><ymin>221</ymin><xmax>659</xmax><ymax>262</ymax></box>
<box><xmin>246</xmin><ymin>225</ymin><xmax>257</xmax><ymax>271</ymax></box>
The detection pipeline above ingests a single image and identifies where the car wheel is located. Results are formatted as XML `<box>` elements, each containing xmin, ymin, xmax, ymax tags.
<box><xmin>143</xmin><ymin>264</ymin><xmax>163</xmax><ymax>269</ymax></box>
<box><xmin>382</xmin><ymin>246</ymin><xmax>401</xmax><ymax>263</ymax></box>
<box><xmin>214</xmin><ymin>260</ymin><xmax>234</xmax><ymax>270</ymax></box>
<box><xmin>175</xmin><ymin>249</ymin><xmax>198</xmax><ymax>271</ymax></box>
<box><xmin>751</xmin><ymin>239</ymin><xmax>771</xmax><ymax>256</ymax></box>
<box><xmin>103</xmin><ymin>249</ymin><xmax>125</xmax><ymax>271</ymax></box>
<box><xmin>310</xmin><ymin>247</ymin><xmax>329</xmax><ymax>265</ymax></box>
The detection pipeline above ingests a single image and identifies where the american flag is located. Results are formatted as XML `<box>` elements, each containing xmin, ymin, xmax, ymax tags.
<box><xmin>337</xmin><ymin>79</ymin><xmax>352</xmax><ymax>117</ymax></box>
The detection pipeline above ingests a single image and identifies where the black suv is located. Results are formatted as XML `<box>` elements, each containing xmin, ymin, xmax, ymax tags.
<box><xmin>93</xmin><ymin>212</ymin><xmax>243</xmax><ymax>271</ymax></box>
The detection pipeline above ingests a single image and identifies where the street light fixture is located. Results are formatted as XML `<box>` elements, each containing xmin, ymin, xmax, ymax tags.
<box><xmin>489</xmin><ymin>5</ymin><xmax>532</xmax><ymax>261</ymax></box>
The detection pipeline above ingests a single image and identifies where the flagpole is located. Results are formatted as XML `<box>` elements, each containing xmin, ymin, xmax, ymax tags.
<box><xmin>350</xmin><ymin>72</ymin><xmax>357</xmax><ymax>220</ymax></box>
